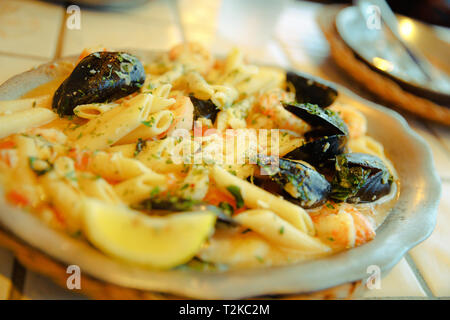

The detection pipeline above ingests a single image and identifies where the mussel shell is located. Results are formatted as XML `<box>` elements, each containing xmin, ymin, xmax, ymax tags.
<box><xmin>53</xmin><ymin>52</ymin><xmax>145</xmax><ymax>116</ymax></box>
<box><xmin>284</xmin><ymin>102</ymin><xmax>348</xmax><ymax>136</ymax></box>
<box><xmin>138</xmin><ymin>198</ymin><xmax>238</xmax><ymax>225</ymax></box>
<box><xmin>330</xmin><ymin>153</ymin><xmax>393</xmax><ymax>203</ymax></box>
<box><xmin>284</xmin><ymin>133</ymin><xmax>348</xmax><ymax>165</ymax></box>
<box><xmin>190</xmin><ymin>96</ymin><xmax>219</xmax><ymax>123</ymax></box>
<box><xmin>258</xmin><ymin>156</ymin><xmax>331</xmax><ymax>208</ymax></box>
<box><xmin>286</xmin><ymin>71</ymin><xmax>338</xmax><ymax>108</ymax></box>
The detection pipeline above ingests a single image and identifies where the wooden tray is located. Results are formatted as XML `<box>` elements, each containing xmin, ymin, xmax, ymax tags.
<box><xmin>317</xmin><ymin>6</ymin><xmax>450</xmax><ymax>126</ymax></box>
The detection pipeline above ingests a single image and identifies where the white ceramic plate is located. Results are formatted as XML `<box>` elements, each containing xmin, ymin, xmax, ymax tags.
<box><xmin>336</xmin><ymin>6</ymin><xmax>450</xmax><ymax>105</ymax></box>
<box><xmin>0</xmin><ymin>51</ymin><xmax>441</xmax><ymax>299</ymax></box>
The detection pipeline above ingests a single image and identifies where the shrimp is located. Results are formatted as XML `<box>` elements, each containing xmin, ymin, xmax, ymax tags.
<box><xmin>329</xmin><ymin>104</ymin><xmax>367</xmax><ymax>140</ymax></box>
<box><xmin>166</xmin><ymin>96</ymin><xmax>194</xmax><ymax>136</ymax></box>
<box><xmin>310</xmin><ymin>202</ymin><xmax>375</xmax><ymax>250</ymax></box>
<box><xmin>256</xmin><ymin>89</ymin><xmax>310</xmax><ymax>135</ymax></box>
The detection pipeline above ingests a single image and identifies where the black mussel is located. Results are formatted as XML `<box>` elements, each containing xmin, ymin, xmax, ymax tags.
<box><xmin>258</xmin><ymin>156</ymin><xmax>331</xmax><ymax>208</ymax></box>
<box><xmin>284</xmin><ymin>102</ymin><xmax>348</xmax><ymax>136</ymax></box>
<box><xmin>53</xmin><ymin>52</ymin><xmax>146</xmax><ymax>116</ymax></box>
<box><xmin>282</xmin><ymin>103</ymin><xmax>348</xmax><ymax>164</ymax></box>
<box><xmin>330</xmin><ymin>153</ymin><xmax>393</xmax><ymax>203</ymax></box>
<box><xmin>286</xmin><ymin>71</ymin><xmax>338</xmax><ymax>108</ymax></box>
<box><xmin>138</xmin><ymin>197</ymin><xmax>238</xmax><ymax>225</ymax></box>
<box><xmin>189</xmin><ymin>96</ymin><xmax>219</xmax><ymax>123</ymax></box>
<box><xmin>284</xmin><ymin>131</ymin><xmax>348</xmax><ymax>165</ymax></box>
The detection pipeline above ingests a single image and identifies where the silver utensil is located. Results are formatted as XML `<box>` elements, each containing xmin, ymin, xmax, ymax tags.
<box><xmin>355</xmin><ymin>0</ymin><xmax>436</xmax><ymax>82</ymax></box>
<box><xmin>338</xmin><ymin>4</ymin><xmax>450</xmax><ymax>105</ymax></box>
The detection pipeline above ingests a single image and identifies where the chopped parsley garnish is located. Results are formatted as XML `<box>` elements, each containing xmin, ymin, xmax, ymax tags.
<box><xmin>141</xmin><ymin>117</ymin><xmax>156</xmax><ymax>127</ymax></box>
<box><xmin>226</xmin><ymin>185</ymin><xmax>244</xmax><ymax>208</ymax></box>
<box><xmin>150</xmin><ymin>186</ymin><xmax>160</xmax><ymax>197</ymax></box>
<box><xmin>28</xmin><ymin>157</ymin><xmax>52</xmax><ymax>176</ymax></box>
<box><xmin>218</xmin><ymin>202</ymin><xmax>234</xmax><ymax>216</ymax></box>
<box><xmin>134</xmin><ymin>138</ymin><xmax>146</xmax><ymax>157</ymax></box>
<box><xmin>255</xmin><ymin>256</ymin><xmax>264</xmax><ymax>263</ymax></box>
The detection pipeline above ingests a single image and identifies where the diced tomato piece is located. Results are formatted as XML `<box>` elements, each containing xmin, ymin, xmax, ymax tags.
<box><xmin>0</xmin><ymin>140</ymin><xmax>15</xmax><ymax>150</ymax></box>
<box><xmin>68</xmin><ymin>148</ymin><xmax>91</xmax><ymax>171</ymax></box>
<box><xmin>6</xmin><ymin>190</ymin><xmax>29</xmax><ymax>207</ymax></box>
<box><xmin>51</xmin><ymin>207</ymin><xmax>66</xmax><ymax>226</ymax></box>
<box><xmin>203</xmin><ymin>185</ymin><xmax>246</xmax><ymax>214</ymax></box>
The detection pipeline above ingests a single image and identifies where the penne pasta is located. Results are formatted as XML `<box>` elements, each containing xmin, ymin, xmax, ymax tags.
<box><xmin>88</xmin><ymin>151</ymin><xmax>151</xmax><ymax>181</ymax></box>
<box><xmin>114</xmin><ymin>172</ymin><xmax>168</xmax><ymax>205</ymax></box>
<box><xmin>78</xmin><ymin>173</ymin><xmax>121</xmax><ymax>204</ymax></box>
<box><xmin>115</xmin><ymin>110</ymin><xmax>174</xmax><ymax>145</ymax></box>
<box><xmin>234</xmin><ymin>209</ymin><xmax>330</xmax><ymax>253</ymax></box>
<box><xmin>73</xmin><ymin>102</ymin><xmax>118</xmax><ymax>119</ymax></box>
<box><xmin>212</xmin><ymin>165</ymin><xmax>315</xmax><ymax>235</ymax></box>
<box><xmin>0</xmin><ymin>95</ymin><xmax>51</xmax><ymax>115</ymax></box>
<box><xmin>0</xmin><ymin>108</ymin><xmax>57</xmax><ymax>139</ymax></box>
<box><xmin>71</xmin><ymin>93</ymin><xmax>153</xmax><ymax>150</ymax></box>
<box><xmin>40</xmin><ymin>172</ymin><xmax>84</xmax><ymax>233</ymax></box>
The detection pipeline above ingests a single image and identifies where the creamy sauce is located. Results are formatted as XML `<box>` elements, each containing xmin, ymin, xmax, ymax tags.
<box><xmin>14</xmin><ymin>73</ymin><xmax>400</xmax><ymax>270</ymax></box>
<box><xmin>360</xmin><ymin>181</ymin><xmax>399</xmax><ymax>229</ymax></box>
<box><xmin>22</xmin><ymin>76</ymin><xmax>67</xmax><ymax>99</ymax></box>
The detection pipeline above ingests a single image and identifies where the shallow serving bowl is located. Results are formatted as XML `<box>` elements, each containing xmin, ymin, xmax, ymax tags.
<box><xmin>0</xmin><ymin>50</ymin><xmax>441</xmax><ymax>299</ymax></box>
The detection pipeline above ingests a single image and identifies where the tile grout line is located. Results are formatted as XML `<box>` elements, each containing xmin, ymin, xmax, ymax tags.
<box><xmin>7</xmin><ymin>259</ymin><xmax>26</xmax><ymax>300</ymax></box>
<box><xmin>274</xmin><ymin>38</ymin><xmax>296</xmax><ymax>70</ymax></box>
<box><xmin>404</xmin><ymin>253</ymin><xmax>436</xmax><ymax>299</ymax></box>
<box><xmin>53</xmin><ymin>3</ymin><xmax>69</xmax><ymax>60</ymax></box>
<box><xmin>0</xmin><ymin>50</ymin><xmax>49</xmax><ymax>62</ymax></box>
<box><xmin>423</xmin><ymin>120</ymin><xmax>450</xmax><ymax>157</ymax></box>
<box><xmin>171</xmin><ymin>0</ymin><xmax>186</xmax><ymax>43</ymax></box>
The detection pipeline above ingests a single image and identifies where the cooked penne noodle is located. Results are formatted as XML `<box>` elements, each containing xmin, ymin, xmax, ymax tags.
<box><xmin>107</xmin><ymin>143</ymin><xmax>136</xmax><ymax>158</ymax></box>
<box><xmin>212</xmin><ymin>165</ymin><xmax>315</xmax><ymax>235</ymax></box>
<box><xmin>40</xmin><ymin>172</ymin><xmax>84</xmax><ymax>233</ymax></box>
<box><xmin>71</xmin><ymin>93</ymin><xmax>153</xmax><ymax>150</ymax></box>
<box><xmin>78</xmin><ymin>173</ymin><xmax>121</xmax><ymax>204</ymax></box>
<box><xmin>73</xmin><ymin>102</ymin><xmax>117</xmax><ymax>119</ymax></box>
<box><xmin>88</xmin><ymin>151</ymin><xmax>152</xmax><ymax>181</ymax></box>
<box><xmin>136</xmin><ymin>137</ymin><xmax>186</xmax><ymax>173</ymax></box>
<box><xmin>115</xmin><ymin>110</ymin><xmax>174</xmax><ymax>145</ymax></box>
<box><xmin>234</xmin><ymin>209</ymin><xmax>330</xmax><ymax>253</ymax></box>
<box><xmin>114</xmin><ymin>172</ymin><xmax>168</xmax><ymax>205</ymax></box>
<box><xmin>0</xmin><ymin>108</ymin><xmax>57</xmax><ymax>139</ymax></box>
<box><xmin>0</xmin><ymin>95</ymin><xmax>51</xmax><ymax>115</ymax></box>
<box><xmin>5</xmin><ymin>135</ymin><xmax>41</xmax><ymax>206</ymax></box>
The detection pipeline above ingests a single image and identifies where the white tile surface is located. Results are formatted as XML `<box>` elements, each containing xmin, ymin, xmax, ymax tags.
<box><xmin>0</xmin><ymin>0</ymin><xmax>63</xmax><ymax>59</ymax></box>
<box><xmin>363</xmin><ymin>258</ymin><xmax>426</xmax><ymax>298</ymax></box>
<box><xmin>185</xmin><ymin>28</ymin><xmax>290</xmax><ymax>66</ymax></box>
<box><xmin>405</xmin><ymin>116</ymin><xmax>450</xmax><ymax>180</ymax></box>
<box><xmin>276</xmin><ymin>0</ymin><xmax>330</xmax><ymax>75</ymax></box>
<box><xmin>0</xmin><ymin>55</ymin><xmax>43</xmax><ymax>86</ymax></box>
<box><xmin>178</xmin><ymin>0</ymin><xmax>221</xmax><ymax>27</ymax></box>
<box><xmin>61</xmin><ymin>9</ymin><xmax>182</xmax><ymax>57</ymax></box>
<box><xmin>109</xmin><ymin>0</ymin><xmax>177</xmax><ymax>23</ymax></box>
<box><xmin>410</xmin><ymin>183</ymin><xmax>450</xmax><ymax>297</ymax></box>
<box><xmin>427</xmin><ymin>122</ymin><xmax>450</xmax><ymax>155</ymax></box>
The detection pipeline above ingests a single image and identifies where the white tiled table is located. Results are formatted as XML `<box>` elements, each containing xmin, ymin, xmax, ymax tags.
<box><xmin>0</xmin><ymin>0</ymin><xmax>448</xmax><ymax>299</ymax></box>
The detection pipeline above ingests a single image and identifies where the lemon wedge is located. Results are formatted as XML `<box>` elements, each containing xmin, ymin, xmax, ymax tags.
<box><xmin>82</xmin><ymin>199</ymin><xmax>216</xmax><ymax>269</ymax></box>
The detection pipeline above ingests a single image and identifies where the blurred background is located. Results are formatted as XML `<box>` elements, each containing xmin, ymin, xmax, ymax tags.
<box><xmin>0</xmin><ymin>0</ymin><xmax>448</xmax><ymax>300</ymax></box>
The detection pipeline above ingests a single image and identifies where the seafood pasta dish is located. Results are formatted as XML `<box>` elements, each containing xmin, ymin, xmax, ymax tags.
<box><xmin>0</xmin><ymin>43</ymin><xmax>398</xmax><ymax>270</ymax></box>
